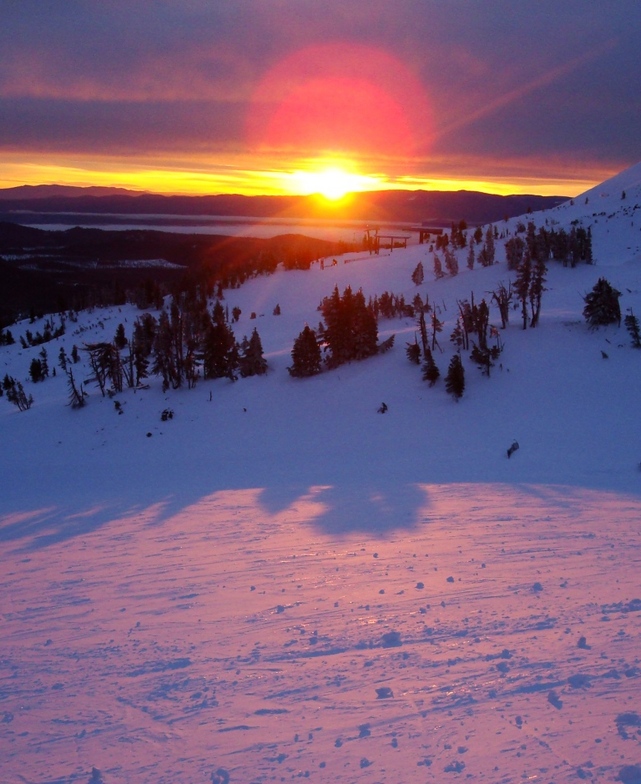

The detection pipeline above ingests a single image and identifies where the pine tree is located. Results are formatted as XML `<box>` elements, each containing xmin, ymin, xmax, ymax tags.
<box><xmin>418</xmin><ymin>310</ymin><xmax>429</xmax><ymax>356</ymax></box>
<box><xmin>444</xmin><ymin>247</ymin><xmax>459</xmax><ymax>276</ymax></box>
<box><xmin>289</xmin><ymin>325</ymin><xmax>322</xmax><ymax>377</ymax></box>
<box><xmin>351</xmin><ymin>289</ymin><xmax>378</xmax><ymax>360</ymax></box>
<box><xmin>583</xmin><ymin>277</ymin><xmax>622</xmax><ymax>328</ymax></box>
<box><xmin>505</xmin><ymin>236</ymin><xmax>525</xmax><ymax>271</ymax></box>
<box><xmin>491</xmin><ymin>282</ymin><xmax>512</xmax><ymax>329</ymax></box>
<box><xmin>411</xmin><ymin>261</ymin><xmax>424</xmax><ymax>286</ymax></box>
<box><xmin>114</xmin><ymin>323</ymin><xmax>128</xmax><ymax>350</ymax></box>
<box><xmin>320</xmin><ymin>285</ymin><xmax>378</xmax><ymax>369</ymax></box>
<box><xmin>202</xmin><ymin>301</ymin><xmax>238</xmax><ymax>380</ymax></box>
<box><xmin>422</xmin><ymin>347</ymin><xmax>440</xmax><ymax>386</ymax></box>
<box><xmin>514</xmin><ymin>249</ymin><xmax>532</xmax><ymax>329</ymax></box>
<box><xmin>430</xmin><ymin>310</ymin><xmax>443</xmax><ymax>352</ymax></box>
<box><xmin>39</xmin><ymin>348</ymin><xmax>49</xmax><ymax>378</ymax></box>
<box><xmin>29</xmin><ymin>357</ymin><xmax>45</xmax><ymax>383</ymax></box>
<box><xmin>433</xmin><ymin>254</ymin><xmax>444</xmax><ymax>279</ymax></box>
<box><xmin>406</xmin><ymin>337</ymin><xmax>421</xmax><ymax>364</ymax></box>
<box><xmin>239</xmin><ymin>328</ymin><xmax>267</xmax><ymax>377</ymax></box>
<box><xmin>466</xmin><ymin>244</ymin><xmax>475</xmax><ymax>270</ymax></box>
<box><xmin>528</xmin><ymin>255</ymin><xmax>547</xmax><ymax>327</ymax></box>
<box><xmin>444</xmin><ymin>354</ymin><xmax>465</xmax><ymax>400</ymax></box>
<box><xmin>3</xmin><ymin>375</ymin><xmax>33</xmax><ymax>411</ymax></box>
<box><xmin>66</xmin><ymin>367</ymin><xmax>86</xmax><ymax>408</ymax></box>
<box><xmin>478</xmin><ymin>226</ymin><xmax>495</xmax><ymax>266</ymax></box>
<box><xmin>625</xmin><ymin>310</ymin><xmax>641</xmax><ymax>348</ymax></box>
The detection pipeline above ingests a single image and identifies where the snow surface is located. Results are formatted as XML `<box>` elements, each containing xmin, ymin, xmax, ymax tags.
<box><xmin>2</xmin><ymin>164</ymin><xmax>641</xmax><ymax>784</ymax></box>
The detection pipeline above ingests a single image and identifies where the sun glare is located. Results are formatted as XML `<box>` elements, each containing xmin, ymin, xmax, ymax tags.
<box><xmin>288</xmin><ymin>165</ymin><xmax>382</xmax><ymax>200</ymax></box>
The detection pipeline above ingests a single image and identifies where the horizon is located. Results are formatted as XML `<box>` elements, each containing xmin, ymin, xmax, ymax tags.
<box><xmin>0</xmin><ymin>181</ymin><xmax>576</xmax><ymax>200</ymax></box>
<box><xmin>2</xmin><ymin>4</ymin><xmax>639</xmax><ymax>201</ymax></box>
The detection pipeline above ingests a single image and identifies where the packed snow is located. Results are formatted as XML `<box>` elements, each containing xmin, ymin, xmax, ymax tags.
<box><xmin>2</xmin><ymin>164</ymin><xmax>641</xmax><ymax>784</ymax></box>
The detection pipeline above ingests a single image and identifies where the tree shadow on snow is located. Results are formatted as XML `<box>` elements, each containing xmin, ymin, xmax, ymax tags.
<box><xmin>257</xmin><ymin>481</ymin><xmax>429</xmax><ymax>535</ymax></box>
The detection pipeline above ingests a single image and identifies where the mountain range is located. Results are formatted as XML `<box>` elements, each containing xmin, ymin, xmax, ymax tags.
<box><xmin>0</xmin><ymin>184</ymin><xmax>566</xmax><ymax>225</ymax></box>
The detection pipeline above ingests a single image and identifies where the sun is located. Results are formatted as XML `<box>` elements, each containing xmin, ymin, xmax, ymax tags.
<box><xmin>288</xmin><ymin>165</ymin><xmax>381</xmax><ymax>201</ymax></box>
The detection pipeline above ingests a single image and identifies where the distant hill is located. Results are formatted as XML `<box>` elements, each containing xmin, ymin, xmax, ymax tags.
<box><xmin>0</xmin><ymin>184</ymin><xmax>147</xmax><ymax>200</ymax></box>
<box><xmin>0</xmin><ymin>186</ymin><xmax>567</xmax><ymax>225</ymax></box>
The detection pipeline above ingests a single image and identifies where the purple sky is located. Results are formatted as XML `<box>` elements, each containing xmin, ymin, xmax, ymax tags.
<box><xmin>1</xmin><ymin>0</ymin><xmax>639</xmax><ymax>195</ymax></box>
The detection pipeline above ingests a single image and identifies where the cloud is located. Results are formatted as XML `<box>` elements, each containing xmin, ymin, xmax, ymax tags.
<box><xmin>0</xmin><ymin>1</ymin><xmax>639</xmax><ymax>192</ymax></box>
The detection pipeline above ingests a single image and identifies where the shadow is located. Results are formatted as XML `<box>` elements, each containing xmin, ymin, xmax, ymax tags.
<box><xmin>258</xmin><ymin>482</ymin><xmax>428</xmax><ymax>535</ymax></box>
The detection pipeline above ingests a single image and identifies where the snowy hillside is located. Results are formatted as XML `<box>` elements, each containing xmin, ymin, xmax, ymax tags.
<box><xmin>2</xmin><ymin>164</ymin><xmax>641</xmax><ymax>784</ymax></box>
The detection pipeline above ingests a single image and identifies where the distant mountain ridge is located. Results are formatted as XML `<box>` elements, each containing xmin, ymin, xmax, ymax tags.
<box><xmin>0</xmin><ymin>184</ymin><xmax>146</xmax><ymax>200</ymax></box>
<box><xmin>0</xmin><ymin>185</ymin><xmax>567</xmax><ymax>225</ymax></box>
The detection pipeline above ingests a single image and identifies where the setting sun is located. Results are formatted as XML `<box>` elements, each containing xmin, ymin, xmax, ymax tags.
<box><xmin>287</xmin><ymin>165</ymin><xmax>383</xmax><ymax>200</ymax></box>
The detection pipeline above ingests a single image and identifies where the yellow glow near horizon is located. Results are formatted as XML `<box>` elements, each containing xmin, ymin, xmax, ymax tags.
<box><xmin>0</xmin><ymin>154</ymin><xmax>613</xmax><ymax>199</ymax></box>
<box><xmin>285</xmin><ymin>165</ymin><xmax>385</xmax><ymax>199</ymax></box>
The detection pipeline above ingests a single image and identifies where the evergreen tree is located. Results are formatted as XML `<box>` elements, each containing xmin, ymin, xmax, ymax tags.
<box><xmin>320</xmin><ymin>285</ymin><xmax>378</xmax><ymax>369</ymax></box>
<box><xmin>444</xmin><ymin>354</ymin><xmax>465</xmax><ymax>400</ymax></box>
<box><xmin>411</xmin><ymin>261</ymin><xmax>425</xmax><ymax>286</ymax></box>
<box><xmin>29</xmin><ymin>357</ymin><xmax>45</xmax><ymax>383</ymax></box>
<box><xmin>114</xmin><ymin>323</ymin><xmax>128</xmax><ymax>350</ymax></box>
<box><xmin>131</xmin><ymin>317</ymin><xmax>153</xmax><ymax>385</ymax></box>
<box><xmin>85</xmin><ymin>342</ymin><xmax>124</xmax><ymax>394</ymax></box>
<box><xmin>418</xmin><ymin>309</ymin><xmax>429</xmax><ymax>356</ymax></box>
<box><xmin>529</xmin><ymin>255</ymin><xmax>547</xmax><ymax>327</ymax></box>
<box><xmin>406</xmin><ymin>337</ymin><xmax>421</xmax><ymax>364</ymax></box>
<box><xmin>478</xmin><ymin>226</ymin><xmax>495</xmax><ymax>266</ymax></box>
<box><xmin>422</xmin><ymin>346</ymin><xmax>440</xmax><ymax>386</ymax></box>
<box><xmin>505</xmin><ymin>236</ymin><xmax>525</xmax><ymax>271</ymax></box>
<box><xmin>433</xmin><ymin>254</ymin><xmax>444</xmax><ymax>279</ymax></box>
<box><xmin>202</xmin><ymin>300</ymin><xmax>238</xmax><ymax>381</ymax></box>
<box><xmin>289</xmin><ymin>325</ymin><xmax>322</xmax><ymax>377</ymax></box>
<box><xmin>58</xmin><ymin>346</ymin><xmax>68</xmax><ymax>372</ymax></box>
<box><xmin>491</xmin><ymin>282</ymin><xmax>512</xmax><ymax>329</ymax></box>
<box><xmin>625</xmin><ymin>310</ymin><xmax>641</xmax><ymax>348</ymax></box>
<box><xmin>0</xmin><ymin>329</ymin><xmax>15</xmax><ymax>346</ymax></box>
<box><xmin>239</xmin><ymin>328</ymin><xmax>267</xmax><ymax>377</ymax></box>
<box><xmin>444</xmin><ymin>247</ymin><xmax>459</xmax><ymax>276</ymax></box>
<box><xmin>583</xmin><ymin>277</ymin><xmax>622</xmax><ymax>328</ymax></box>
<box><xmin>430</xmin><ymin>310</ymin><xmax>443</xmax><ymax>352</ymax></box>
<box><xmin>39</xmin><ymin>348</ymin><xmax>49</xmax><ymax>378</ymax></box>
<box><xmin>466</xmin><ymin>244</ymin><xmax>475</xmax><ymax>270</ymax></box>
<box><xmin>351</xmin><ymin>289</ymin><xmax>378</xmax><ymax>360</ymax></box>
<box><xmin>66</xmin><ymin>367</ymin><xmax>87</xmax><ymax>408</ymax></box>
<box><xmin>3</xmin><ymin>375</ymin><xmax>33</xmax><ymax>411</ymax></box>
<box><xmin>449</xmin><ymin>318</ymin><xmax>465</xmax><ymax>352</ymax></box>
<box><xmin>514</xmin><ymin>249</ymin><xmax>532</xmax><ymax>329</ymax></box>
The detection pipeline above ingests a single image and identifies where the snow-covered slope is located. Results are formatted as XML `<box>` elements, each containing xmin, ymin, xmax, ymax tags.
<box><xmin>2</xmin><ymin>166</ymin><xmax>641</xmax><ymax>784</ymax></box>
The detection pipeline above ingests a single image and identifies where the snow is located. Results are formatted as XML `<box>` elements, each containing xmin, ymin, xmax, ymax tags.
<box><xmin>2</xmin><ymin>163</ymin><xmax>641</xmax><ymax>783</ymax></box>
